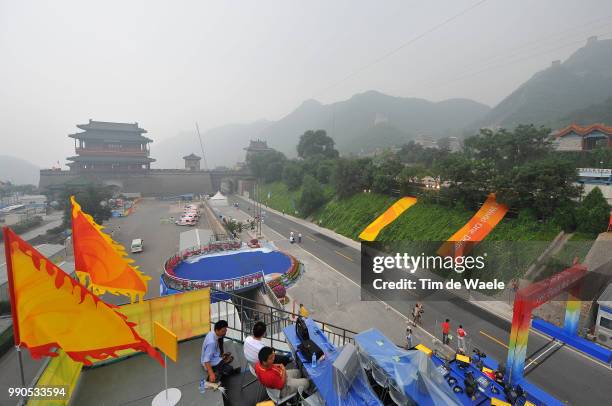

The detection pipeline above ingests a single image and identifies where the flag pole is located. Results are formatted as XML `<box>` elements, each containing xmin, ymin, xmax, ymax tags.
<box><xmin>164</xmin><ymin>354</ymin><xmax>168</xmax><ymax>400</ymax></box>
<box><xmin>16</xmin><ymin>345</ymin><xmax>26</xmax><ymax>386</ymax></box>
<box><xmin>3</xmin><ymin>227</ymin><xmax>26</xmax><ymax>387</ymax></box>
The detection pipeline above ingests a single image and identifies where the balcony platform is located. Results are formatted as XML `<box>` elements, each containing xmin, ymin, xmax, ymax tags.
<box><xmin>71</xmin><ymin>338</ymin><xmax>264</xmax><ymax>406</ymax></box>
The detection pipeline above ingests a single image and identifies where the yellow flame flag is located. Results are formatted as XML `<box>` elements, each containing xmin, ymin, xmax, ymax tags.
<box><xmin>71</xmin><ymin>196</ymin><xmax>149</xmax><ymax>302</ymax></box>
<box><xmin>359</xmin><ymin>197</ymin><xmax>418</xmax><ymax>241</ymax></box>
<box><xmin>2</xmin><ymin>227</ymin><xmax>163</xmax><ymax>366</ymax></box>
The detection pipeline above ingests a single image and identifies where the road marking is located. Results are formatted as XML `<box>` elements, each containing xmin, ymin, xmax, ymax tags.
<box><xmin>527</xmin><ymin>328</ymin><xmax>612</xmax><ymax>371</ymax></box>
<box><xmin>334</xmin><ymin>250</ymin><xmax>354</xmax><ymax>262</ymax></box>
<box><xmin>524</xmin><ymin>341</ymin><xmax>562</xmax><ymax>370</ymax></box>
<box><xmin>479</xmin><ymin>330</ymin><xmax>540</xmax><ymax>366</ymax></box>
<box><xmin>479</xmin><ymin>330</ymin><xmax>509</xmax><ymax>349</ymax></box>
<box><xmin>306</xmin><ymin>235</ymin><xmax>316</xmax><ymax>242</ymax></box>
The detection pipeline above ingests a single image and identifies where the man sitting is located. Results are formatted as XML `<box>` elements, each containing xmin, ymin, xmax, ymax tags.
<box><xmin>244</xmin><ymin>321</ymin><xmax>291</xmax><ymax>366</ymax></box>
<box><xmin>201</xmin><ymin>320</ymin><xmax>239</xmax><ymax>382</ymax></box>
<box><xmin>255</xmin><ymin>346</ymin><xmax>310</xmax><ymax>398</ymax></box>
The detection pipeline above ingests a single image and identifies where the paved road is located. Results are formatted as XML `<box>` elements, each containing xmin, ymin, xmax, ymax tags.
<box><xmin>229</xmin><ymin>196</ymin><xmax>612</xmax><ymax>405</ymax></box>
<box><xmin>0</xmin><ymin>212</ymin><xmax>64</xmax><ymax>283</ymax></box>
<box><xmin>99</xmin><ymin>198</ymin><xmax>209</xmax><ymax>304</ymax></box>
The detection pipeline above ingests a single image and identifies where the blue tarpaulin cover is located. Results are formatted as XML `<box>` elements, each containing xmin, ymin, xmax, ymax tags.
<box><xmin>355</xmin><ymin>328</ymin><xmax>462</xmax><ymax>406</ymax></box>
<box><xmin>283</xmin><ymin>319</ymin><xmax>382</xmax><ymax>406</ymax></box>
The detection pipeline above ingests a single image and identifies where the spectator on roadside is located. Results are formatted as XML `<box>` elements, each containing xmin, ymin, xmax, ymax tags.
<box><xmin>412</xmin><ymin>303</ymin><xmax>423</xmax><ymax>325</ymax></box>
<box><xmin>457</xmin><ymin>325</ymin><xmax>467</xmax><ymax>353</ymax></box>
<box><xmin>441</xmin><ymin>319</ymin><xmax>450</xmax><ymax>345</ymax></box>
<box><xmin>299</xmin><ymin>303</ymin><xmax>309</xmax><ymax>318</ymax></box>
<box><xmin>255</xmin><ymin>347</ymin><xmax>310</xmax><ymax>398</ymax></box>
<box><xmin>244</xmin><ymin>321</ymin><xmax>291</xmax><ymax>366</ymax></box>
<box><xmin>406</xmin><ymin>327</ymin><xmax>413</xmax><ymax>349</ymax></box>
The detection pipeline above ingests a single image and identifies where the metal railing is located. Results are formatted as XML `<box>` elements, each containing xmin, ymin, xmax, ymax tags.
<box><xmin>210</xmin><ymin>288</ymin><xmax>357</xmax><ymax>350</ymax></box>
<box><xmin>161</xmin><ymin>271</ymin><xmax>265</xmax><ymax>292</ymax></box>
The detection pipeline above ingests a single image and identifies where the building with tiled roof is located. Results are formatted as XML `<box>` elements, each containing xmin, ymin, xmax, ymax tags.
<box><xmin>182</xmin><ymin>153</ymin><xmax>201</xmax><ymax>171</ymax></box>
<box><xmin>67</xmin><ymin>120</ymin><xmax>155</xmax><ymax>173</ymax></box>
<box><xmin>553</xmin><ymin>123</ymin><xmax>612</xmax><ymax>151</ymax></box>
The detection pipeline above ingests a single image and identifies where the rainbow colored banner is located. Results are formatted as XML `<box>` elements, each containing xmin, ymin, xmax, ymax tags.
<box><xmin>438</xmin><ymin>193</ymin><xmax>507</xmax><ymax>257</ymax></box>
<box><xmin>506</xmin><ymin>264</ymin><xmax>586</xmax><ymax>383</ymax></box>
<box><xmin>359</xmin><ymin>197</ymin><xmax>417</xmax><ymax>241</ymax></box>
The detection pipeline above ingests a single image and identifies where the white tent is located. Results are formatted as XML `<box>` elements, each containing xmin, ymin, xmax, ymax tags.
<box><xmin>209</xmin><ymin>191</ymin><xmax>228</xmax><ymax>207</ymax></box>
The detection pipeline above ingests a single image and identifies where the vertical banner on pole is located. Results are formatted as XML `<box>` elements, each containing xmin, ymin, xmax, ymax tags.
<box><xmin>152</xmin><ymin>322</ymin><xmax>181</xmax><ymax>406</ymax></box>
<box><xmin>154</xmin><ymin>322</ymin><xmax>178</xmax><ymax>362</ymax></box>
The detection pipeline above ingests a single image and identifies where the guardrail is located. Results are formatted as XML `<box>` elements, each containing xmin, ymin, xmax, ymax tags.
<box><xmin>161</xmin><ymin>271</ymin><xmax>265</xmax><ymax>292</ymax></box>
<box><xmin>211</xmin><ymin>288</ymin><xmax>357</xmax><ymax>350</ymax></box>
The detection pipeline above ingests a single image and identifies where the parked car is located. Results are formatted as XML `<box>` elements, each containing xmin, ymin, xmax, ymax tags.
<box><xmin>176</xmin><ymin>218</ymin><xmax>197</xmax><ymax>226</ymax></box>
<box><xmin>131</xmin><ymin>238</ymin><xmax>144</xmax><ymax>253</ymax></box>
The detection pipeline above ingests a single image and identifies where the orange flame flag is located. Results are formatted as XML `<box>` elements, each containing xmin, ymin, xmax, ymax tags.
<box><xmin>2</xmin><ymin>227</ymin><xmax>163</xmax><ymax>366</ymax></box>
<box><xmin>71</xmin><ymin>196</ymin><xmax>149</xmax><ymax>302</ymax></box>
<box><xmin>437</xmin><ymin>193</ymin><xmax>508</xmax><ymax>258</ymax></box>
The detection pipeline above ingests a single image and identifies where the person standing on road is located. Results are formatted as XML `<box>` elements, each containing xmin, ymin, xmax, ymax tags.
<box><xmin>412</xmin><ymin>303</ymin><xmax>423</xmax><ymax>325</ymax></box>
<box><xmin>457</xmin><ymin>325</ymin><xmax>467</xmax><ymax>353</ymax></box>
<box><xmin>406</xmin><ymin>327</ymin><xmax>413</xmax><ymax>349</ymax></box>
<box><xmin>441</xmin><ymin>319</ymin><xmax>450</xmax><ymax>345</ymax></box>
<box><xmin>298</xmin><ymin>233</ymin><xmax>302</xmax><ymax>243</ymax></box>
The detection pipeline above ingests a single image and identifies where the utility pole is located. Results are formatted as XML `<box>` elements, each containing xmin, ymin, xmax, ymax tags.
<box><xmin>254</xmin><ymin>179</ymin><xmax>262</xmax><ymax>238</ymax></box>
<box><xmin>195</xmin><ymin>122</ymin><xmax>209</xmax><ymax>170</ymax></box>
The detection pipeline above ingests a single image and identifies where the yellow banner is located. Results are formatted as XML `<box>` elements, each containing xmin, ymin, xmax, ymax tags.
<box><xmin>359</xmin><ymin>197</ymin><xmax>417</xmax><ymax>241</ymax></box>
<box><xmin>92</xmin><ymin>288</ymin><xmax>211</xmax><ymax>363</ymax></box>
<box><xmin>154</xmin><ymin>322</ymin><xmax>178</xmax><ymax>362</ymax></box>
<box><xmin>26</xmin><ymin>350</ymin><xmax>82</xmax><ymax>406</ymax></box>
<box><xmin>438</xmin><ymin>193</ymin><xmax>508</xmax><ymax>257</ymax></box>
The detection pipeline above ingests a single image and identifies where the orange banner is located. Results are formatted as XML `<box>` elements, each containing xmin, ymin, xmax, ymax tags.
<box><xmin>2</xmin><ymin>227</ymin><xmax>163</xmax><ymax>366</ymax></box>
<box><xmin>438</xmin><ymin>193</ymin><xmax>508</xmax><ymax>257</ymax></box>
<box><xmin>71</xmin><ymin>196</ymin><xmax>149</xmax><ymax>302</ymax></box>
<box><xmin>359</xmin><ymin>197</ymin><xmax>418</xmax><ymax>241</ymax></box>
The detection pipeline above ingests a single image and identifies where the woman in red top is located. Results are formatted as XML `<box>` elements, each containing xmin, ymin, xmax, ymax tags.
<box><xmin>255</xmin><ymin>347</ymin><xmax>310</xmax><ymax>398</ymax></box>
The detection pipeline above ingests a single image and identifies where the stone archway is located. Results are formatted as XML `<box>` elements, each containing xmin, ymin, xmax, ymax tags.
<box><xmin>220</xmin><ymin>178</ymin><xmax>235</xmax><ymax>194</ymax></box>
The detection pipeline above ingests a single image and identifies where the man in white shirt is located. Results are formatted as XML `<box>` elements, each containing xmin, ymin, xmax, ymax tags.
<box><xmin>244</xmin><ymin>321</ymin><xmax>291</xmax><ymax>366</ymax></box>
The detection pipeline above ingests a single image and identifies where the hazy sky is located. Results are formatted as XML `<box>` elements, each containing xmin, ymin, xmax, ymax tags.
<box><xmin>1</xmin><ymin>0</ymin><xmax>612</xmax><ymax>168</ymax></box>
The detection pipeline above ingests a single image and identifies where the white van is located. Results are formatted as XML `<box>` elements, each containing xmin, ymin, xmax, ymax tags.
<box><xmin>131</xmin><ymin>238</ymin><xmax>144</xmax><ymax>253</ymax></box>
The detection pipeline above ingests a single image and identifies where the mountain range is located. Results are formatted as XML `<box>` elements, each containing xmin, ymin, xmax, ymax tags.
<box><xmin>156</xmin><ymin>37</ymin><xmax>612</xmax><ymax>168</ymax></box>
<box><xmin>155</xmin><ymin>94</ymin><xmax>490</xmax><ymax>166</ymax></box>
<box><xmin>0</xmin><ymin>155</ymin><xmax>40</xmax><ymax>185</ymax></box>
<box><xmin>477</xmin><ymin>37</ymin><xmax>612</xmax><ymax>129</ymax></box>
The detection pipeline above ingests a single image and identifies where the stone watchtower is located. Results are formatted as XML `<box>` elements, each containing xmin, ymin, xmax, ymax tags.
<box><xmin>183</xmin><ymin>153</ymin><xmax>202</xmax><ymax>171</ymax></box>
